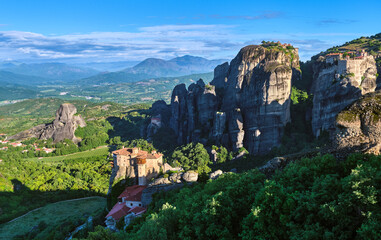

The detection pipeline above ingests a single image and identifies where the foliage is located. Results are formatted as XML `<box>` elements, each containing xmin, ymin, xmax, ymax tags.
<box><xmin>0</xmin><ymin>148</ymin><xmax>110</xmax><ymax>223</ymax></box>
<box><xmin>169</xmin><ymin>143</ymin><xmax>211</xmax><ymax>174</ymax></box>
<box><xmin>212</xmin><ymin>145</ymin><xmax>230</xmax><ymax>163</ymax></box>
<box><xmin>290</xmin><ymin>86</ymin><xmax>309</xmax><ymax>105</ymax></box>
<box><xmin>76</xmin><ymin>120</ymin><xmax>113</xmax><ymax>151</ymax></box>
<box><xmin>86</xmin><ymin>153</ymin><xmax>381</xmax><ymax>239</ymax></box>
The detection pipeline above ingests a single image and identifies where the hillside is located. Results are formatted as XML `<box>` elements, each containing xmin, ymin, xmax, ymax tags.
<box><xmin>0</xmin><ymin>72</ymin><xmax>213</xmax><ymax>105</ymax></box>
<box><xmin>0</xmin><ymin>197</ymin><xmax>105</xmax><ymax>239</ymax></box>
<box><xmin>0</xmin><ymin>98</ymin><xmax>147</xmax><ymax>135</ymax></box>
<box><xmin>0</xmin><ymin>85</ymin><xmax>39</xmax><ymax>101</ymax></box>
<box><xmin>0</xmin><ymin>70</ymin><xmax>51</xmax><ymax>85</ymax></box>
<box><xmin>2</xmin><ymin>62</ymin><xmax>99</xmax><ymax>81</ymax></box>
<box><xmin>73</xmin><ymin>72</ymin><xmax>214</xmax><ymax>104</ymax></box>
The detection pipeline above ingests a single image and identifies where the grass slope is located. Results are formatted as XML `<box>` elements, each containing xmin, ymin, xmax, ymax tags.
<box><xmin>0</xmin><ymin>197</ymin><xmax>106</xmax><ymax>239</ymax></box>
<box><xmin>26</xmin><ymin>146</ymin><xmax>109</xmax><ymax>163</ymax></box>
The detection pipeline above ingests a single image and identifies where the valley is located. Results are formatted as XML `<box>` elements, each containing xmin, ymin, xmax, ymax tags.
<box><xmin>0</xmin><ymin>22</ymin><xmax>380</xmax><ymax>240</ymax></box>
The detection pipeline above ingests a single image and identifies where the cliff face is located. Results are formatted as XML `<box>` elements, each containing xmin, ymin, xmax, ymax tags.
<box><xmin>335</xmin><ymin>92</ymin><xmax>381</xmax><ymax>154</ymax></box>
<box><xmin>311</xmin><ymin>54</ymin><xmax>377</xmax><ymax>136</ymax></box>
<box><xmin>169</xmin><ymin>79</ymin><xmax>218</xmax><ymax>144</ymax></box>
<box><xmin>9</xmin><ymin>103</ymin><xmax>86</xmax><ymax>143</ymax></box>
<box><xmin>167</xmin><ymin>44</ymin><xmax>300</xmax><ymax>155</ymax></box>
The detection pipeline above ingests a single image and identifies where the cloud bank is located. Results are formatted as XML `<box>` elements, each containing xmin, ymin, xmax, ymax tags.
<box><xmin>0</xmin><ymin>25</ymin><xmax>361</xmax><ymax>62</ymax></box>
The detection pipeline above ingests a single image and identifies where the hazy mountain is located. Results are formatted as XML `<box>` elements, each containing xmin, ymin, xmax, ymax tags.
<box><xmin>80</xmin><ymin>55</ymin><xmax>227</xmax><ymax>85</ymax></box>
<box><xmin>124</xmin><ymin>55</ymin><xmax>227</xmax><ymax>77</ymax></box>
<box><xmin>3</xmin><ymin>62</ymin><xmax>99</xmax><ymax>81</ymax></box>
<box><xmin>76</xmin><ymin>61</ymin><xmax>140</xmax><ymax>72</ymax></box>
<box><xmin>0</xmin><ymin>70</ymin><xmax>51</xmax><ymax>85</ymax></box>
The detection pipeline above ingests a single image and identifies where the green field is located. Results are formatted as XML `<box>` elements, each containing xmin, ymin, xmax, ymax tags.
<box><xmin>0</xmin><ymin>197</ymin><xmax>106</xmax><ymax>239</ymax></box>
<box><xmin>26</xmin><ymin>146</ymin><xmax>110</xmax><ymax>163</ymax></box>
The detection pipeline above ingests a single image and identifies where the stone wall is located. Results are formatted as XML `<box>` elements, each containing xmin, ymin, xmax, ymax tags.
<box><xmin>141</xmin><ymin>183</ymin><xmax>184</xmax><ymax>206</ymax></box>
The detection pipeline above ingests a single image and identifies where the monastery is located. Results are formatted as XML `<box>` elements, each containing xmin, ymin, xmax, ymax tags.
<box><xmin>105</xmin><ymin>147</ymin><xmax>163</xmax><ymax>228</ymax></box>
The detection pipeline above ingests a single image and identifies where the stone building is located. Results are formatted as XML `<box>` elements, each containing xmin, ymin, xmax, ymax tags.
<box><xmin>112</xmin><ymin>147</ymin><xmax>163</xmax><ymax>185</ymax></box>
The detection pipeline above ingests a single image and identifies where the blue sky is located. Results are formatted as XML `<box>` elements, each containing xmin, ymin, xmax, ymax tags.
<box><xmin>0</xmin><ymin>0</ymin><xmax>380</xmax><ymax>63</ymax></box>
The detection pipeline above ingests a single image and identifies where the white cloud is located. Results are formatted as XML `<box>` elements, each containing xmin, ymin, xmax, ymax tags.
<box><xmin>0</xmin><ymin>25</ymin><xmax>366</xmax><ymax>62</ymax></box>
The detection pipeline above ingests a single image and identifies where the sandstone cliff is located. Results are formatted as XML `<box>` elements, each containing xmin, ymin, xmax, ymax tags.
<box><xmin>335</xmin><ymin>92</ymin><xmax>381</xmax><ymax>154</ymax></box>
<box><xmin>166</xmin><ymin>43</ymin><xmax>300</xmax><ymax>155</ymax></box>
<box><xmin>311</xmin><ymin>54</ymin><xmax>378</xmax><ymax>136</ymax></box>
<box><xmin>8</xmin><ymin>103</ymin><xmax>86</xmax><ymax>143</ymax></box>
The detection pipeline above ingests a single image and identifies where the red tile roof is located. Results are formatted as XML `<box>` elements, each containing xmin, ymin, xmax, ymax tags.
<box><xmin>326</xmin><ymin>53</ymin><xmax>342</xmax><ymax>56</ymax></box>
<box><xmin>112</xmin><ymin>148</ymin><xmax>148</xmax><ymax>157</ymax></box>
<box><xmin>129</xmin><ymin>206</ymin><xmax>146</xmax><ymax>215</ymax></box>
<box><xmin>147</xmin><ymin>153</ymin><xmax>163</xmax><ymax>159</ymax></box>
<box><xmin>118</xmin><ymin>185</ymin><xmax>147</xmax><ymax>201</ymax></box>
<box><xmin>106</xmin><ymin>202</ymin><xmax>131</xmax><ymax>221</ymax></box>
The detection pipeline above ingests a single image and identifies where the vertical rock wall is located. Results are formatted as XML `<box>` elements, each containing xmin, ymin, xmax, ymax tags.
<box><xmin>311</xmin><ymin>55</ymin><xmax>377</xmax><ymax>136</ymax></box>
<box><xmin>167</xmin><ymin>44</ymin><xmax>300</xmax><ymax>155</ymax></box>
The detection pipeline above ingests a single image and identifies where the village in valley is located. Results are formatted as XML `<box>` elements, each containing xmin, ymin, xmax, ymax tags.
<box><xmin>0</xmin><ymin>134</ymin><xmax>55</xmax><ymax>156</ymax></box>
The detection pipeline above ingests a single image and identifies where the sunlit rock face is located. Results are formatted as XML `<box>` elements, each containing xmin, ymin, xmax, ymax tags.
<box><xmin>9</xmin><ymin>103</ymin><xmax>86</xmax><ymax>143</ymax></box>
<box><xmin>167</xmin><ymin>44</ymin><xmax>300</xmax><ymax>155</ymax></box>
<box><xmin>218</xmin><ymin>45</ymin><xmax>299</xmax><ymax>154</ymax></box>
<box><xmin>311</xmin><ymin>54</ymin><xmax>377</xmax><ymax>137</ymax></box>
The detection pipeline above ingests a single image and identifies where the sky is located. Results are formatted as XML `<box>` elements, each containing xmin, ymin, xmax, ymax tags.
<box><xmin>0</xmin><ymin>0</ymin><xmax>380</xmax><ymax>63</ymax></box>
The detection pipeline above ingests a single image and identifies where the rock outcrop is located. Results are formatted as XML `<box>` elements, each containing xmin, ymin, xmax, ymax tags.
<box><xmin>167</xmin><ymin>43</ymin><xmax>300</xmax><ymax>155</ymax></box>
<box><xmin>335</xmin><ymin>92</ymin><xmax>381</xmax><ymax>154</ymax></box>
<box><xmin>8</xmin><ymin>103</ymin><xmax>86</xmax><ymax>143</ymax></box>
<box><xmin>182</xmin><ymin>170</ymin><xmax>198</xmax><ymax>182</ymax></box>
<box><xmin>209</xmin><ymin>169</ymin><xmax>223</xmax><ymax>180</ymax></box>
<box><xmin>169</xmin><ymin>79</ymin><xmax>218</xmax><ymax>144</ymax></box>
<box><xmin>311</xmin><ymin>53</ymin><xmax>377</xmax><ymax>136</ymax></box>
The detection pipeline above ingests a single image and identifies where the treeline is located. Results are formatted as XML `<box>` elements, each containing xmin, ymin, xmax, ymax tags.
<box><xmin>81</xmin><ymin>153</ymin><xmax>381</xmax><ymax>240</ymax></box>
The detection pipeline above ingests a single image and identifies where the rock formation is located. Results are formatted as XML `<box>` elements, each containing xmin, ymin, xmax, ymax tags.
<box><xmin>8</xmin><ymin>103</ymin><xmax>86</xmax><ymax>143</ymax></box>
<box><xmin>167</xmin><ymin>43</ymin><xmax>300</xmax><ymax>155</ymax></box>
<box><xmin>311</xmin><ymin>53</ymin><xmax>378</xmax><ymax>136</ymax></box>
<box><xmin>335</xmin><ymin>92</ymin><xmax>381</xmax><ymax>154</ymax></box>
<box><xmin>169</xmin><ymin>79</ymin><xmax>218</xmax><ymax>144</ymax></box>
<box><xmin>145</xmin><ymin>100</ymin><xmax>171</xmax><ymax>140</ymax></box>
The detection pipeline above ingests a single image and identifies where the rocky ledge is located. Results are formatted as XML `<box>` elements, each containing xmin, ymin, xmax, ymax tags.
<box><xmin>335</xmin><ymin>92</ymin><xmax>381</xmax><ymax>154</ymax></box>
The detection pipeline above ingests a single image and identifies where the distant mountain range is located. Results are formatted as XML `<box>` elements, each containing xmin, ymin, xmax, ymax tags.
<box><xmin>76</xmin><ymin>61</ymin><xmax>140</xmax><ymax>72</ymax></box>
<box><xmin>79</xmin><ymin>55</ymin><xmax>227</xmax><ymax>85</ymax></box>
<box><xmin>1</xmin><ymin>62</ymin><xmax>99</xmax><ymax>81</ymax></box>
<box><xmin>125</xmin><ymin>55</ymin><xmax>226</xmax><ymax>77</ymax></box>
<box><xmin>0</xmin><ymin>55</ymin><xmax>227</xmax><ymax>86</ymax></box>
<box><xmin>0</xmin><ymin>70</ymin><xmax>51</xmax><ymax>85</ymax></box>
